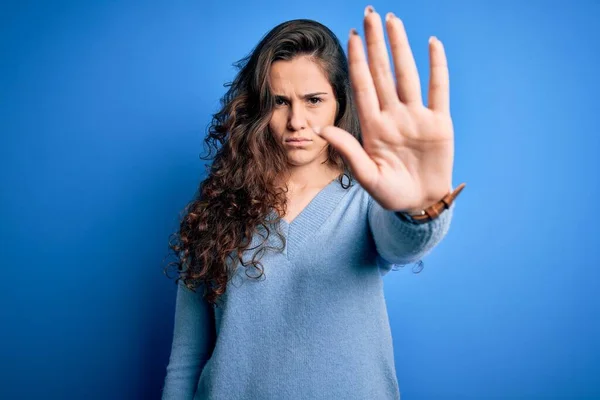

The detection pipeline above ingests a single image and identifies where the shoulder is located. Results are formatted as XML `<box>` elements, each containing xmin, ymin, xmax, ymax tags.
<box><xmin>326</xmin><ymin>177</ymin><xmax>373</xmax><ymax>218</ymax></box>
<box><xmin>337</xmin><ymin>177</ymin><xmax>373</xmax><ymax>206</ymax></box>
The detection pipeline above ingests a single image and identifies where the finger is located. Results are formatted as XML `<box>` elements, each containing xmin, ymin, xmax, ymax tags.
<box><xmin>427</xmin><ymin>36</ymin><xmax>450</xmax><ymax>114</ymax></box>
<box><xmin>363</xmin><ymin>6</ymin><xmax>399</xmax><ymax>110</ymax></box>
<box><xmin>348</xmin><ymin>28</ymin><xmax>380</xmax><ymax>125</ymax></box>
<box><xmin>387</xmin><ymin>14</ymin><xmax>422</xmax><ymax>105</ymax></box>
<box><xmin>316</xmin><ymin>126</ymin><xmax>378</xmax><ymax>187</ymax></box>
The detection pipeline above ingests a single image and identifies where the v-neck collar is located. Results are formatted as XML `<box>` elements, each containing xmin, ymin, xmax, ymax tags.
<box><xmin>272</xmin><ymin>177</ymin><xmax>350</xmax><ymax>260</ymax></box>
<box><xmin>279</xmin><ymin>177</ymin><xmax>338</xmax><ymax>228</ymax></box>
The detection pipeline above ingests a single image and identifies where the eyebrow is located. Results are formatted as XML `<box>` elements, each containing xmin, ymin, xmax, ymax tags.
<box><xmin>274</xmin><ymin>92</ymin><xmax>329</xmax><ymax>101</ymax></box>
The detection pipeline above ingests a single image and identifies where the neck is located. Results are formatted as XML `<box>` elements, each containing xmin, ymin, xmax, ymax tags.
<box><xmin>279</xmin><ymin>162</ymin><xmax>341</xmax><ymax>190</ymax></box>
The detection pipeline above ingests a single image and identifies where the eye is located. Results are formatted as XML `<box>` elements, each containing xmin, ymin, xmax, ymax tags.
<box><xmin>308</xmin><ymin>97</ymin><xmax>322</xmax><ymax>105</ymax></box>
<box><xmin>274</xmin><ymin>97</ymin><xmax>287</xmax><ymax>106</ymax></box>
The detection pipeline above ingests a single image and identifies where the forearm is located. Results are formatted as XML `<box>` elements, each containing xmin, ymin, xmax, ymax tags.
<box><xmin>162</xmin><ymin>282</ymin><xmax>216</xmax><ymax>399</ymax></box>
<box><xmin>368</xmin><ymin>197</ymin><xmax>455</xmax><ymax>265</ymax></box>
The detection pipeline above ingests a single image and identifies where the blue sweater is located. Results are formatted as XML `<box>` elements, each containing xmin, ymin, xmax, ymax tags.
<box><xmin>162</xmin><ymin>178</ymin><xmax>455</xmax><ymax>400</ymax></box>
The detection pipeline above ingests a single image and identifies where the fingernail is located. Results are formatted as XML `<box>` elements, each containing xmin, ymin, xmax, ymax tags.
<box><xmin>385</xmin><ymin>12</ymin><xmax>395</xmax><ymax>22</ymax></box>
<box><xmin>429</xmin><ymin>36</ymin><xmax>437</xmax><ymax>44</ymax></box>
<box><xmin>349</xmin><ymin>28</ymin><xmax>358</xmax><ymax>37</ymax></box>
<box><xmin>364</xmin><ymin>5</ymin><xmax>374</xmax><ymax>16</ymax></box>
<box><xmin>313</xmin><ymin>126</ymin><xmax>322</xmax><ymax>134</ymax></box>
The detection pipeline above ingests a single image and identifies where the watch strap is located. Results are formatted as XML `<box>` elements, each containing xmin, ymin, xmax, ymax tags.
<box><xmin>395</xmin><ymin>182</ymin><xmax>466</xmax><ymax>224</ymax></box>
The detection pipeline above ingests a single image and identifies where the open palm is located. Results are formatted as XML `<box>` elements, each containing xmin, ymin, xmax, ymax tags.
<box><xmin>317</xmin><ymin>7</ymin><xmax>455</xmax><ymax>213</ymax></box>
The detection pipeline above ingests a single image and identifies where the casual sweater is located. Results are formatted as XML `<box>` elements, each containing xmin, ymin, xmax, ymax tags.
<box><xmin>161</xmin><ymin>178</ymin><xmax>455</xmax><ymax>400</ymax></box>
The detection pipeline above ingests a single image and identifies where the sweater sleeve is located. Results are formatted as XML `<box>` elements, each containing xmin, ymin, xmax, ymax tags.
<box><xmin>367</xmin><ymin>195</ymin><xmax>455</xmax><ymax>268</ymax></box>
<box><xmin>161</xmin><ymin>281</ymin><xmax>217</xmax><ymax>400</ymax></box>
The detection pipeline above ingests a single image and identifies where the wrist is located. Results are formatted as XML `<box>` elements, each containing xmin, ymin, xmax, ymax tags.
<box><xmin>397</xmin><ymin>199</ymin><xmax>440</xmax><ymax>215</ymax></box>
<box><xmin>394</xmin><ymin>183</ymin><xmax>466</xmax><ymax>224</ymax></box>
<box><xmin>397</xmin><ymin>184</ymin><xmax>455</xmax><ymax>215</ymax></box>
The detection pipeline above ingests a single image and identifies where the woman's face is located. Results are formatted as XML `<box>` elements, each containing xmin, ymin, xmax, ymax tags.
<box><xmin>268</xmin><ymin>56</ymin><xmax>338</xmax><ymax>168</ymax></box>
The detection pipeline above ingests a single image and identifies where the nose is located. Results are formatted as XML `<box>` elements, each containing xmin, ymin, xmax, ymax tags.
<box><xmin>286</xmin><ymin>102</ymin><xmax>307</xmax><ymax>132</ymax></box>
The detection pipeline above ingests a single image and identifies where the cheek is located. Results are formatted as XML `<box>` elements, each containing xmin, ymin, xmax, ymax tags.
<box><xmin>313</xmin><ymin>134</ymin><xmax>330</xmax><ymax>150</ymax></box>
<box><xmin>312</xmin><ymin>104</ymin><xmax>337</xmax><ymax>126</ymax></box>
<box><xmin>268</xmin><ymin>118</ymin><xmax>283</xmax><ymax>140</ymax></box>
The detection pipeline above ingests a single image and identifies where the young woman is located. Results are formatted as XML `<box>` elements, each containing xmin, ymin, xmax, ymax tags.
<box><xmin>162</xmin><ymin>6</ymin><xmax>465</xmax><ymax>399</ymax></box>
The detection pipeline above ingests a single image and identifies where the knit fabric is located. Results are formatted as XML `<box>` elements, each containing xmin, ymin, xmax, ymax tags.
<box><xmin>162</xmin><ymin>178</ymin><xmax>455</xmax><ymax>399</ymax></box>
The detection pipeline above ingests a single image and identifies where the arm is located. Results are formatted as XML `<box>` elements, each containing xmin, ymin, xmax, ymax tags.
<box><xmin>368</xmin><ymin>195</ymin><xmax>455</xmax><ymax>266</ymax></box>
<box><xmin>162</xmin><ymin>281</ymin><xmax>216</xmax><ymax>400</ymax></box>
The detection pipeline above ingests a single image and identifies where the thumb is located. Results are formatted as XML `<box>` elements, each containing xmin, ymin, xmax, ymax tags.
<box><xmin>314</xmin><ymin>125</ymin><xmax>377</xmax><ymax>186</ymax></box>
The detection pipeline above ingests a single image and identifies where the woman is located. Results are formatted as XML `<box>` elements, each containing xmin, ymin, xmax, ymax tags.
<box><xmin>162</xmin><ymin>6</ymin><xmax>465</xmax><ymax>400</ymax></box>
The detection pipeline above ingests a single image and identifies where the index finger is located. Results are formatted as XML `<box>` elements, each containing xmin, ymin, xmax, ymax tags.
<box><xmin>347</xmin><ymin>29</ymin><xmax>380</xmax><ymax>126</ymax></box>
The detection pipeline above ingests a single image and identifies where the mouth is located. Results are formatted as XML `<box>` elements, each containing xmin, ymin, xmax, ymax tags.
<box><xmin>285</xmin><ymin>138</ymin><xmax>311</xmax><ymax>142</ymax></box>
<box><xmin>285</xmin><ymin>138</ymin><xmax>312</xmax><ymax>147</ymax></box>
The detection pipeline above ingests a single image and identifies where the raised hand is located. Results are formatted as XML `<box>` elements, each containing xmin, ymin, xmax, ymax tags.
<box><xmin>316</xmin><ymin>6</ymin><xmax>455</xmax><ymax>213</ymax></box>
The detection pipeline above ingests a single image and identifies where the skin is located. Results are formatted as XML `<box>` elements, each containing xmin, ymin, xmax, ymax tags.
<box><xmin>268</xmin><ymin>55</ymin><xmax>342</xmax><ymax>192</ymax></box>
<box><xmin>317</xmin><ymin>6</ymin><xmax>459</xmax><ymax>214</ymax></box>
<box><xmin>270</xmin><ymin>4</ymin><xmax>461</xmax><ymax>219</ymax></box>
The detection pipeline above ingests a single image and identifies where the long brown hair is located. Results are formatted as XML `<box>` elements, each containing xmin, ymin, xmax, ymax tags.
<box><xmin>163</xmin><ymin>19</ymin><xmax>361</xmax><ymax>307</ymax></box>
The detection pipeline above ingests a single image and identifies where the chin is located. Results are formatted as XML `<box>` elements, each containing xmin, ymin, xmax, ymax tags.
<box><xmin>286</xmin><ymin>155</ymin><xmax>315</xmax><ymax>166</ymax></box>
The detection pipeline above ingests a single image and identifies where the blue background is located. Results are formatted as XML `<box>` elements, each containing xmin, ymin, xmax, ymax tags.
<box><xmin>2</xmin><ymin>0</ymin><xmax>599</xmax><ymax>398</ymax></box>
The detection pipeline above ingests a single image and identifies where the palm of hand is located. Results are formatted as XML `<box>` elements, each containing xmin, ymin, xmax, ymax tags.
<box><xmin>318</xmin><ymin>7</ymin><xmax>455</xmax><ymax>212</ymax></box>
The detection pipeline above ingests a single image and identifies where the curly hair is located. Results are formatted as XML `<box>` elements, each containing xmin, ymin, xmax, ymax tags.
<box><xmin>163</xmin><ymin>19</ymin><xmax>362</xmax><ymax>307</ymax></box>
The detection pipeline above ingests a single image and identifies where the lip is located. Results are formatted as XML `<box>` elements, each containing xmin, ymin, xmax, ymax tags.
<box><xmin>285</xmin><ymin>140</ymin><xmax>311</xmax><ymax>147</ymax></box>
<box><xmin>285</xmin><ymin>137</ymin><xmax>311</xmax><ymax>142</ymax></box>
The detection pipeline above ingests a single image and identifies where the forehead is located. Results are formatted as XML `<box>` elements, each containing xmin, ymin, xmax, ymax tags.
<box><xmin>269</xmin><ymin>56</ymin><xmax>331</xmax><ymax>92</ymax></box>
